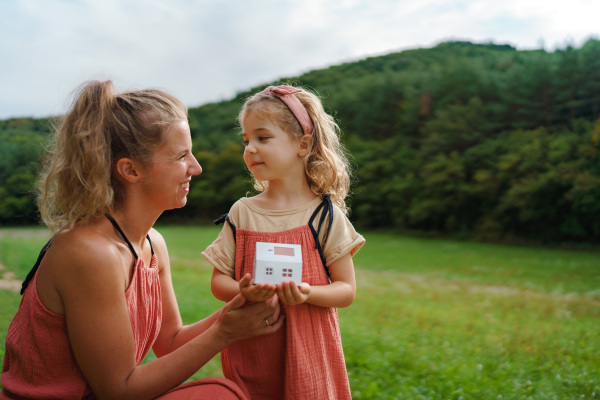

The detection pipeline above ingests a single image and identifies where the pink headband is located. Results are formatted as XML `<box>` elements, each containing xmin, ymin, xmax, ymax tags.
<box><xmin>260</xmin><ymin>85</ymin><xmax>314</xmax><ymax>135</ymax></box>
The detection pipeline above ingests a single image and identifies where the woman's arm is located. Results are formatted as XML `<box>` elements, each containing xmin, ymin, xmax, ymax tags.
<box><xmin>58</xmin><ymin>232</ymin><xmax>282</xmax><ymax>400</ymax></box>
<box><xmin>151</xmin><ymin>229</ymin><xmax>282</xmax><ymax>356</ymax></box>
<box><xmin>152</xmin><ymin>230</ymin><xmax>218</xmax><ymax>355</ymax></box>
<box><xmin>276</xmin><ymin>252</ymin><xmax>356</xmax><ymax>308</ymax></box>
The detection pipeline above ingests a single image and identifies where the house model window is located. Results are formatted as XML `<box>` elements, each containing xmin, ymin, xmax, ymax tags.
<box><xmin>253</xmin><ymin>242</ymin><xmax>303</xmax><ymax>285</ymax></box>
<box><xmin>274</xmin><ymin>246</ymin><xmax>295</xmax><ymax>256</ymax></box>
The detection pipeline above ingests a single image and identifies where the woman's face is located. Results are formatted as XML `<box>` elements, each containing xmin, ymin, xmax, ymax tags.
<box><xmin>142</xmin><ymin>120</ymin><xmax>202</xmax><ymax>211</ymax></box>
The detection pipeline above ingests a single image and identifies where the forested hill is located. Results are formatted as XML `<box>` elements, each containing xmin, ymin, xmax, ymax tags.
<box><xmin>2</xmin><ymin>39</ymin><xmax>600</xmax><ymax>244</ymax></box>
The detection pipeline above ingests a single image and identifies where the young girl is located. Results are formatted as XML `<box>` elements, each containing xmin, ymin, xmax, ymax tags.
<box><xmin>202</xmin><ymin>85</ymin><xmax>365</xmax><ymax>399</ymax></box>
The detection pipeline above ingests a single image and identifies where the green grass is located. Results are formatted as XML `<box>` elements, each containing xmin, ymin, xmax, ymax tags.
<box><xmin>1</xmin><ymin>226</ymin><xmax>599</xmax><ymax>399</ymax></box>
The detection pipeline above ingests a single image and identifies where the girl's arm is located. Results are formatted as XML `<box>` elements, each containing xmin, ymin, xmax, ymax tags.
<box><xmin>276</xmin><ymin>252</ymin><xmax>356</xmax><ymax>308</ymax></box>
<box><xmin>211</xmin><ymin>268</ymin><xmax>242</xmax><ymax>302</ymax></box>
<box><xmin>211</xmin><ymin>268</ymin><xmax>277</xmax><ymax>303</ymax></box>
<box><xmin>60</xmin><ymin>232</ymin><xmax>282</xmax><ymax>400</ymax></box>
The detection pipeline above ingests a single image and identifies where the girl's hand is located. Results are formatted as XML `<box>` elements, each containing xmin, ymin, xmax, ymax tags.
<box><xmin>276</xmin><ymin>281</ymin><xmax>311</xmax><ymax>306</ymax></box>
<box><xmin>239</xmin><ymin>273</ymin><xmax>277</xmax><ymax>302</ymax></box>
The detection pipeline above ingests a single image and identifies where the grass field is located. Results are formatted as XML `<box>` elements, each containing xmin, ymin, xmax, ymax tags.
<box><xmin>1</xmin><ymin>226</ymin><xmax>599</xmax><ymax>399</ymax></box>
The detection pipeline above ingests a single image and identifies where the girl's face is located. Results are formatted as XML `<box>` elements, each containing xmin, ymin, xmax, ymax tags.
<box><xmin>142</xmin><ymin>120</ymin><xmax>202</xmax><ymax>211</ymax></box>
<box><xmin>242</xmin><ymin>110</ymin><xmax>305</xmax><ymax>184</ymax></box>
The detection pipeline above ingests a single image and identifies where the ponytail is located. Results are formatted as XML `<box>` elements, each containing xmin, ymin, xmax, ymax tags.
<box><xmin>37</xmin><ymin>80</ymin><xmax>187</xmax><ymax>232</ymax></box>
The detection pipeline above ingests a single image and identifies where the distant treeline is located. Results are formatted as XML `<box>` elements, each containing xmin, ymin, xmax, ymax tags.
<box><xmin>1</xmin><ymin>39</ymin><xmax>599</xmax><ymax>244</ymax></box>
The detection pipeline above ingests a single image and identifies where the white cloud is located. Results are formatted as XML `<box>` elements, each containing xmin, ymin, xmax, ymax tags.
<box><xmin>0</xmin><ymin>0</ymin><xmax>598</xmax><ymax>119</ymax></box>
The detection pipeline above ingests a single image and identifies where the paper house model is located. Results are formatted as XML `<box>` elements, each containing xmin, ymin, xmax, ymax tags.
<box><xmin>253</xmin><ymin>242</ymin><xmax>303</xmax><ymax>285</ymax></box>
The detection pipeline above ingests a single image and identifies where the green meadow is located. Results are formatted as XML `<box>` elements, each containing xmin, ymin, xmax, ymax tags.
<box><xmin>1</xmin><ymin>226</ymin><xmax>599</xmax><ymax>399</ymax></box>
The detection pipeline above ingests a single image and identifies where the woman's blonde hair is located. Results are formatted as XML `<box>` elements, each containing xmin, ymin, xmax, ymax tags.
<box><xmin>238</xmin><ymin>85</ymin><xmax>351</xmax><ymax>213</ymax></box>
<box><xmin>37</xmin><ymin>80</ymin><xmax>188</xmax><ymax>232</ymax></box>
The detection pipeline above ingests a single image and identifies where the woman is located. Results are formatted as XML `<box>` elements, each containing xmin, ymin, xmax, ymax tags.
<box><xmin>0</xmin><ymin>80</ymin><xmax>283</xmax><ymax>399</ymax></box>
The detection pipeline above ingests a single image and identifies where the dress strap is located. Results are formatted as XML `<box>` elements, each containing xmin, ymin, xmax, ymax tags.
<box><xmin>308</xmin><ymin>195</ymin><xmax>333</xmax><ymax>281</ymax></box>
<box><xmin>20</xmin><ymin>238</ymin><xmax>54</xmax><ymax>295</ymax></box>
<box><xmin>105</xmin><ymin>214</ymin><xmax>154</xmax><ymax>259</ymax></box>
<box><xmin>215</xmin><ymin>214</ymin><xmax>237</xmax><ymax>243</ymax></box>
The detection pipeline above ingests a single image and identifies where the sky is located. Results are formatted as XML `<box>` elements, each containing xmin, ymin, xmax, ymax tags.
<box><xmin>0</xmin><ymin>0</ymin><xmax>598</xmax><ymax>120</ymax></box>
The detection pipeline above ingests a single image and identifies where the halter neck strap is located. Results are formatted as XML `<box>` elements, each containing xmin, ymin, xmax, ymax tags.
<box><xmin>105</xmin><ymin>214</ymin><xmax>154</xmax><ymax>259</ymax></box>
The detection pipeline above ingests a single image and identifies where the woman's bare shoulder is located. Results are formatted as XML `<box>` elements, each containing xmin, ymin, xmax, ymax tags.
<box><xmin>35</xmin><ymin>219</ymin><xmax>128</xmax><ymax>313</ymax></box>
<box><xmin>46</xmin><ymin>221</ymin><xmax>126</xmax><ymax>284</ymax></box>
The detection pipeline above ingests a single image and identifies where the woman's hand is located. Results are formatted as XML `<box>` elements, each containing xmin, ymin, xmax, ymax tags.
<box><xmin>276</xmin><ymin>281</ymin><xmax>311</xmax><ymax>306</ymax></box>
<box><xmin>214</xmin><ymin>292</ymin><xmax>284</xmax><ymax>344</ymax></box>
<box><xmin>239</xmin><ymin>273</ymin><xmax>277</xmax><ymax>302</ymax></box>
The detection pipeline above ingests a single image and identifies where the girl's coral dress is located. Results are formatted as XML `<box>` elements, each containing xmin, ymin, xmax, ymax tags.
<box><xmin>219</xmin><ymin>197</ymin><xmax>352</xmax><ymax>399</ymax></box>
